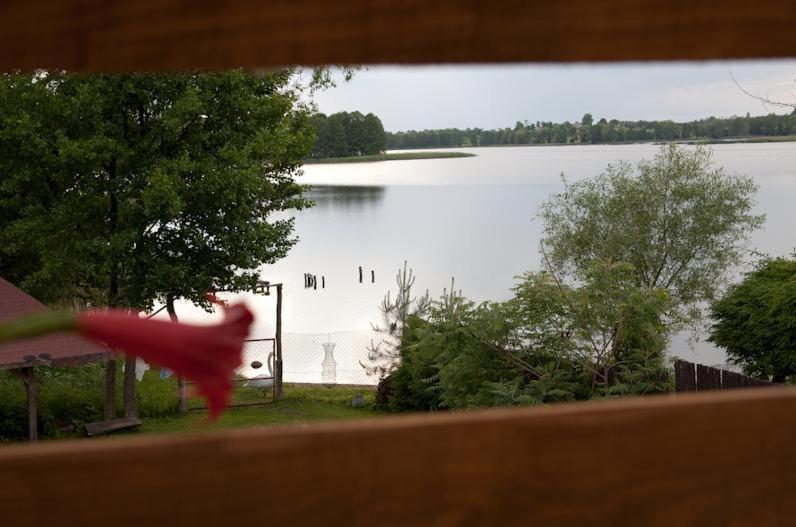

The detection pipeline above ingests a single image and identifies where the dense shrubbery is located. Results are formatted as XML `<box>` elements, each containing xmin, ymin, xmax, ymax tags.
<box><xmin>0</xmin><ymin>363</ymin><xmax>180</xmax><ymax>441</ymax></box>
<box><xmin>379</xmin><ymin>261</ymin><xmax>673</xmax><ymax>412</ymax></box>
<box><xmin>709</xmin><ymin>256</ymin><xmax>796</xmax><ymax>383</ymax></box>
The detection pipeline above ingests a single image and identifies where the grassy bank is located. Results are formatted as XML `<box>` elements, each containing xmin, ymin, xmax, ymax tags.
<box><xmin>304</xmin><ymin>151</ymin><xmax>475</xmax><ymax>164</ymax></box>
<box><xmin>140</xmin><ymin>384</ymin><xmax>379</xmax><ymax>436</ymax></box>
<box><xmin>0</xmin><ymin>364</ymin><xmax>378</xmax><ymax>442</ymax></box>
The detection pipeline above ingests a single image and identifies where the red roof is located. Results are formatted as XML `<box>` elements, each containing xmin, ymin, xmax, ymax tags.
<box><xmin>0</xmin><ymin>277</ymin><xmax>110</xmax><ymax>369</ymax></box>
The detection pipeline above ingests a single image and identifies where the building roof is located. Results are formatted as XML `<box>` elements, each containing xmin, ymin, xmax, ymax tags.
<box><xmin>0</xmin><ymin>277</ymin><xmax>110</xmax><ymax>370</ymax></box>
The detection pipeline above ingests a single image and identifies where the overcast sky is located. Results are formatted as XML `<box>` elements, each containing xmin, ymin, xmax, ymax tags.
<box><xmin>310</xmin><ymin>60</ymin><xmax>796</xmax><ymax>132</ymax></box>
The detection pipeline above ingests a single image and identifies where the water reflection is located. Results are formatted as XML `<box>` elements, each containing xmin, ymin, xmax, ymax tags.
<box><xmin>303</xmin><ymin>185</ymin><xmax>386</xmax><ymax>211</ymax></box>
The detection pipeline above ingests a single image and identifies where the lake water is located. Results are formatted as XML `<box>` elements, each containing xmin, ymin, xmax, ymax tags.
<box><xmin>175</xmin><ymin>143</ymin><xmax>796</xmax><ymax>384</ymax></box>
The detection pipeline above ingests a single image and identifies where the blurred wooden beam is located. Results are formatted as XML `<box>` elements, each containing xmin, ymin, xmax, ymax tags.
<box><xmin>0</xmin><ymin>0</ymin><xmax>794</xmax><ymax>71</ymax></box>
<box><xmin>0</xmin><ymin>388</ymin><xmax>794</xmax><ymax>525</ymax></box>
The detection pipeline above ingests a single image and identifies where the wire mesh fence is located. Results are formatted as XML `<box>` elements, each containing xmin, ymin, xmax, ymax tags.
<box><xmin>282</xmin><ymin>330</ymin><xmax>387</xmax><ymax>386</ymax></box>
<box><xmin>185</xmin><ymin>338</ymin><xmax>277</xmax><ymax>410</ymax></box>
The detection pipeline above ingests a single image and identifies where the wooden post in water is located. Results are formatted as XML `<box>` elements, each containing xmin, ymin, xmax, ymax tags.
<box><xmin>275</xmin><ymin>283</ymin><xmax>283</xmax><ymax>400</ymax></box>
<box><xmin>371</xmin><ymin>270</ymin><xmax>375</xmax><ymax>283</ymax></box>
<box><xmin>322</xmin><ymin>276</ymin><xmax>325</xmax><ymax>288</ymax></box>
<box><xmin>359</xmin><ymin>266</ymin><xmax>363</xmax><ymax>283</ymax></box>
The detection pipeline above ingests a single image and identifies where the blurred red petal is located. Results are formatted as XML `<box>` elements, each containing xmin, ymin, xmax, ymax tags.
<box><xmin>76</xmin><ymin>303</ymin><xmax>254</xmax><ymax>419</ymax></box>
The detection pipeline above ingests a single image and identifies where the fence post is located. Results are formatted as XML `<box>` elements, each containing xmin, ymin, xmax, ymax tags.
<box><xmin>275</xmin><ymin>283</ymin><xmax>283</xmax><ymax>400</ymax></box>
<box><xmin>674</xmin><ymin>360</ymin><xmax>697</xmax><ymax>393</ymax></box>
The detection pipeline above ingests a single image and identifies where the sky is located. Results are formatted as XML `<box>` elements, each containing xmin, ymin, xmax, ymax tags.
<box><xmin>310</xmin><ymin>60</ymin><xmax>796</xmax><ymax>132</ymax></box>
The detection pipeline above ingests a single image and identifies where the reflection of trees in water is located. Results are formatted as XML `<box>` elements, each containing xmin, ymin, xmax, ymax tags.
<box><xmin>304</xmin><ymin>185</ymin><xmax>386</xmax><ymax>210</ymax></box>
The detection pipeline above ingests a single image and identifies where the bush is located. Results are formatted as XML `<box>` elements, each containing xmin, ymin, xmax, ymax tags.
<box><xmin>0</xmin><ymin>361</ymin><xmax>184</xmax><ymax>441</ymax></box>
<box><xmin>709</xmin><ymin>256</ymin><xmax>796</xmax><ymax>382</ymax></box>
<box><xmin>380</xmin><ymin>260</ymin><xmax>674</xmax><ymax>412</ymax></box>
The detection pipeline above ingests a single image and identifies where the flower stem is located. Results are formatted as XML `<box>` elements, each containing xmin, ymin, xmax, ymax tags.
<box><xmin>0</xmin><ymin>311</ymin><xmax>77</xmax><ymax>345</ymax></box>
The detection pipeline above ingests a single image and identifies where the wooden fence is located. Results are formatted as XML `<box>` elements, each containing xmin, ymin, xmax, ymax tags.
<box><xmin>674</xmin><ymin>359</ymin><xmax>773</xmax><ymax>392</ymax></box>
<box><xmin>1</xmin><ymin>388</ymin><xmax>795</xmax><ymax>526</ymax></box>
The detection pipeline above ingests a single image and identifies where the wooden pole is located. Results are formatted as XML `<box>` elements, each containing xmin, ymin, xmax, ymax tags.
<box><xmin>275</xmin><ymin>284</ymin><xmax>283</xmax><ymax>400</ymax></box>
<box><xmin>371</xmin><ymin>270</ymin><xmax>375</xmax><ymax>283</ymax></box>
<box><xmin>122</xmin><ymin>310</ymin><xmax>138</xmax><ymax>420</ymax></box>
<box><xmin>122</xmin><ymin>355</ymin><xmax>137</xmax><ymax>419</ymax></box>
<box><xmin>358</xmin><ymin>266</ymin><xmax>362</xmax><ymax>283</ymax></box>
<box><xmin>16</xmin><ymin>367</ymin><xmax>37</xmax><ymax>442</ymax></box>
<box><xmin>104</xmin><ymin>358</ymin><xmax>116</xmax><ymax>420</ymax></box>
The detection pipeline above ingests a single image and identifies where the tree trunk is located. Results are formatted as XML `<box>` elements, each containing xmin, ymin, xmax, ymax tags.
<box><xmin>122</xmin><ymin>309</ymin><xmax>138</xmax><ymax>419</ymax></box>
<box><xmin>167</xmin><ymin>296</ymin><xmax>186</xmax><ymax>414</ymax></box>
<box><xmin>104</xmin><ymin>199</ymin><xmax>119</xmax><ymax>419</ymax></box>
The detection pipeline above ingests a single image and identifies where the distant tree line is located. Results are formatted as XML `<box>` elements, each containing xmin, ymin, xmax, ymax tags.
<box><xmin>310</xmin><ymin>111</ymin><xmax>387</xmax><ymax>158</ymax></box>
<box><xmin>387</xmin><ymin>111</ymin><xmax>796</xmax><ymax>149</ymax></box>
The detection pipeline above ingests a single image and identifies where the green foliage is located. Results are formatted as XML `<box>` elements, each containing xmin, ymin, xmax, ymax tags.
<box><xmin>365</xmin><ymin>262</ymin><xmax>430</xmax><ymax>379</ymax></box>
<box><xmin>0</xmin><ymin>368</ymin><xmax>376</xmax><ymax>442</ymax></box>
<box><xmin>709</xmin><ymin>256</ymin><xmax>796</xmax><ymax>382</ymax></box>
<box><xmin>382</xmin><ymin>259</ymin><xmax>673</xmax><ymax>412</ymax></box>
<box><xmin>310</xmin><ymin>111</ymin><xmax>387</xmax><ymax>158</ymax></box>
<box><xmin>387</xmin><ymin>113</ymin><xmax>796</xmax><ymax>148</ymax></box>
<box><xmin>539</xmin><ymin>144</ymin><xmax>764</xmax><ymax>322</ymax></box>
<box><xmin>0</xmin><ymin>362</ymin><xmax>181</xmax><ymax>441</ymax></box>
<box><xmin>0</xmin><ymin>71</ymin><xmax>314</xmax><ymax>310</ymax></box>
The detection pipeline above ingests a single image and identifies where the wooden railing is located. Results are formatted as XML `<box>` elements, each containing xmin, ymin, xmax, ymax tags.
<box><xmin>1</xmin><ymin>1</ymin><xmax>795</xmax><ymax>525</ymax></box>
<box><xmin>1</xmin><ymin>388</ymin><xmax>794</xmax><ymax>525</ymax></box>
<box><xmin>0</xmin><ymin>0</ymin><xmax>795</xmax><ymax>70</ymax></box>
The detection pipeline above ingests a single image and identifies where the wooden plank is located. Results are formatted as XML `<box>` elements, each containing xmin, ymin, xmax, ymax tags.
<box><xmin>723</xmin><ymin>370</ymin><xmax>741</xmax><ymax>389</ymax></box>
<box><xmin>711</xmin><ymin>367</ymin><xmax>722</xmax><ymax>391</ymax></box>
<box><xmin>0</xmin><ymin>388</ymin><xmax>794</xmax><ymax>526</ymax></box>
<box><xmin>696</xmin><ymin>364</ymin><xmax>710</xmax><ymax>390</ymax></box>
<box><xmin>673</xmin><ymin>360</ymin><xmax>685</xmax><ymax>392</ymax></box>
<box><xmin>0</xmin><ymin>0</ymin><xmax>794</xmax><ymax>71</ymax></box>
<box><xmin>682</xmin><ymin>361</ymin><xmax>696</xmax><ymax>392</ymax></box>
<box><xmin>84</xmin><ymin>418</ymin><xmax>142</xmax><ymax>437</ymax></box>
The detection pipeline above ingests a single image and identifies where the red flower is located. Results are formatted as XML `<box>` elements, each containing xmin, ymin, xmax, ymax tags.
<box><xmin>77</xmin><ymin>303</ymin><xmax>254</xmax><ymax>419</ymax></box>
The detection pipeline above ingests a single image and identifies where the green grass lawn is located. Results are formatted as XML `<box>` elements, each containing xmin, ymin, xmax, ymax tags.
<box><xmin>0</xmin><ymin>364</ymin><xmax>380</xmax><ymax>442</ymax></box>
<box><xmin>133</xmin><ymin>384</ymin><xmax>379</xmax><ymax>436</ymax></box>
<box><xmin>304</xmin><ymin>151</ymin><xmax>475</xmax><ymax>164</ymax></box>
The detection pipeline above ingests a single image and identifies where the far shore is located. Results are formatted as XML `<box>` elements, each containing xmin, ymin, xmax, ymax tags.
<box><xmin>382</xmin><ymin>135</ymin><xmax>796</xmax><ymax>150</ymax></box>
<box><xmin>303</xmin><ymin>151</ymin><xmax>476</xmax><ymax>164</ymax></box>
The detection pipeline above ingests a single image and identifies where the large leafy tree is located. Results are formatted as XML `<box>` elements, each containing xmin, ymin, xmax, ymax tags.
<box><xmin>709</xmin><ymin>256</ymin><xmax>796</xmax><ymax>382</ymax></box>
<box><xmin>539</xmin><ymin>144</ymin><xmax>764</xmax><ymax>323</ymax></box>
<box><xmin>0</xmin><ymin>71</ymin><xmax>317</xmax><ymax>416</ymax></box>
<box><xmin>0</xmin><ymin>71</ymin><xmax>313</xmax><ymax>310</ymax></box>
<box><xmin>309</xmin><ymin>111</ymin><xmax>387</xmax><ymax>158</ymax></box>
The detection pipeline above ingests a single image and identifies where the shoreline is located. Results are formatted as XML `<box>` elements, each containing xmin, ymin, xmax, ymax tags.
<box><xmin>303</xmin><ymin>151</ymin><xmax>476</xmax><ymax>164</ymax></box>
<box><xmin>383</xmin><ymin>135</ymin><xmax>796</xmax><ymax>150</ymax></box>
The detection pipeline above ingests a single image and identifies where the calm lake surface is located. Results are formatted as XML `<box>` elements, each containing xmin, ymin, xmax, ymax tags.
<box><xmin>178</xmin><ymin>143</ymin><xmax>796</xmax><ymax>383</ymax></box>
